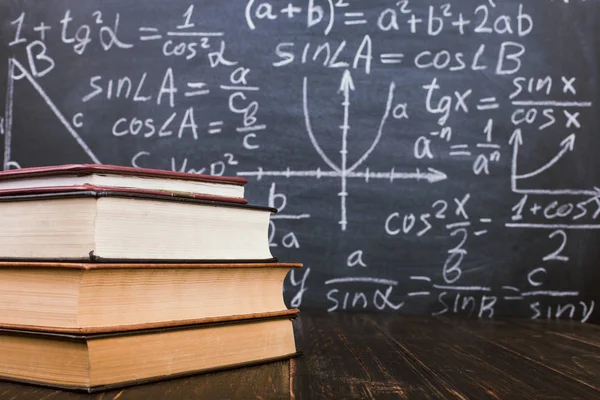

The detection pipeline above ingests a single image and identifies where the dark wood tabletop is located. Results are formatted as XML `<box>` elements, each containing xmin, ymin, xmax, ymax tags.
<box><xmin>1</xmin><ymin>313</ymin><xmax>599</xmax><ymax>399</ymax></box>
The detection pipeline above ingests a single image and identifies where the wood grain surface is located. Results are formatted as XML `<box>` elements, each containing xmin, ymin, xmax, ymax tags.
<box><xmin>0</xmin><ymin>313</ymin><xmax>598</xmax><ymax>399</ymax></box>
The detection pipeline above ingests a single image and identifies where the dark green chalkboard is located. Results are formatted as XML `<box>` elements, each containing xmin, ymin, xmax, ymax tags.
<box><xmin>1</xmin><ymin>0</ymin><xmax>599</xmax><ymax>322</ymax></box>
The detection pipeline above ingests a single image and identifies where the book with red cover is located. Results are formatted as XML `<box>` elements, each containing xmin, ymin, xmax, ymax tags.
<box><xmin>0</xmin><ymin>164</ymin><xmax>247</xmax><ymax>202</ymax></box>
<box><xmin>0</xmin><ymin>188</ymin><xmax>276</xmax><ymax>262</ymax></box>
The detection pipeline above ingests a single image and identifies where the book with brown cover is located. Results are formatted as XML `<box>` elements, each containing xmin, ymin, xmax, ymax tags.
<box><xmin>0</xmin><ymin>312</ymin><xmax>299</xmax><ymax>392</ymax></box>
<box><xmin>0</xmin><ymin>189</ymin><xmax>276</xmax><ymax>262</ymax></box>
<box><xmin>0</xmin><ymin>164</ymin><xmax>247</xmax><ymax>200</ymax></box>
<box><xmin>0</xmin><ymin>261</ymin><xmax>300</xmax><ymax>333</ymax></box>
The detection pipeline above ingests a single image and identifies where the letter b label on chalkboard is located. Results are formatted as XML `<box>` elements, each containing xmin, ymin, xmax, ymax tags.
<box><xmin>269</xmin><ymin>183</ymin><xmax>287</xmax><ymax>212</ymax></box>
<box><xmin>26</xmin><ymin>40</ymin><xmax>54</xmax><ymax>78</ymax></box>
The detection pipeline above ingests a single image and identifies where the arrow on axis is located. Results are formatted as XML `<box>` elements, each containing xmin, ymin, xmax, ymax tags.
<box><xmin>509</xmin><ymin>128</ymin><xmax>523</xmax><ymax>192</ymax></box>
<box><xmin>338</xmin><ymin>69</ymin><xmax>354</xmax><ymax>174</ymax></box>
<box><xmin>419</xmin><ymin>167</ymin><xmax>447</xmax><ymax>183</ymax></box>
<box><xmin>338</xmin><ymin>70</ymin><xmax>355</xmax><ymax>231</ymax></box>
<box><xmin>236</xmin><ymin>167</ymin><xmax>448</xmax><ymax>183</ymax></box>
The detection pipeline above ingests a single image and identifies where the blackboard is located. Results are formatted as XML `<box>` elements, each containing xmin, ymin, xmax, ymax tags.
<box><xmin>1</xmin><ymin>0</ymin><xmax>599</xmax><ymax>322</ymax></box>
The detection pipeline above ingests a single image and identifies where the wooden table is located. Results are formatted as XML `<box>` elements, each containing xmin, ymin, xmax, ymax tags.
<box><xmin>1</xmin><ymin>313</ymin><xmax>598</xmax><ymax>399</ymax></box>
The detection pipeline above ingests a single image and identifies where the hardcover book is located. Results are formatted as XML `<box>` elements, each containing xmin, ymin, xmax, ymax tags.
<box><xmin>0</xmin><ymin>189</ymin><xmax>275</xmax><ymax>262</ymax></box>
<box><xmin>0</xmin><ymin>314</ymin><xmax>299</xmax><ymax>392</ymax></box>
<box><xmin>0</xmin><ymin>164</ymin><xmax>247</xmax><ymax>201</ymax></box>
<box><xmin>0</xmin><ymin>261</ymin><xmax>300</xmax><ymax>333</ymax></box>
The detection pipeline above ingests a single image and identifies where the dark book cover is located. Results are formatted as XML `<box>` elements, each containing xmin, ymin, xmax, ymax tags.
<box><xmin>0</xmin><ymin>184</ymin><xmax>249</xmax><ymax>204</ymax></box>
<box><xmin>0</xmin><ymin>187</ymin><xmax>275</xmax><ymax>211</ymax></box>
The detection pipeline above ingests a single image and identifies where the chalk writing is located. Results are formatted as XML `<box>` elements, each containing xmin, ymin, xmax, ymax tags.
<box><xmin>1</xmin><ymin>0</ymin><xmax>597</xmax><ymax>322</ymax></box>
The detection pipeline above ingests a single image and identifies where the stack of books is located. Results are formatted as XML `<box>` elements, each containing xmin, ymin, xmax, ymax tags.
<box><xmin>0</xmin><ymin>164</ymin><xmax>300</xmax><ymax>392</ymax></box>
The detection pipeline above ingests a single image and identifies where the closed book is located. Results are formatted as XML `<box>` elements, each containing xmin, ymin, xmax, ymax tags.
<box><xmin>0</xmin><ymin>164</ymin><xmax>247</xmax><ymax>201</ymax></box>
<box><xmin>0</xmin><ymin>314</ymin><xmax>299</xmax><ymax>392</ymax></box>
<box><xmin>0</xmin><ymin>261</ymin><xmax>300</xmax><ymax>333</ymax></box>
<box><xmin>0</xmin><ymin>189</ymin><xmax>275</xmax><ymax>262</ymax></box>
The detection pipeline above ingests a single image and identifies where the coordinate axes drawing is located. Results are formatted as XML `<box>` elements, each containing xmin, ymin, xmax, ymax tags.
<box><xmin>510</xmin><ymin>120</ymin><xmax>595</xmax><ymax>198</ymax></box>
<box><xmin>237</xmin><ymin>70</ymin><xmax>448</xmax><ymax>231</ymax></box>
